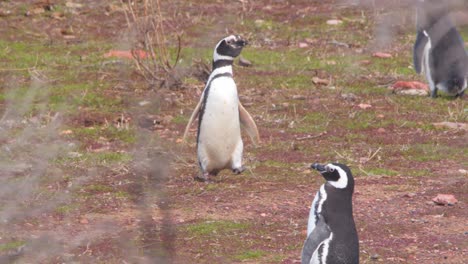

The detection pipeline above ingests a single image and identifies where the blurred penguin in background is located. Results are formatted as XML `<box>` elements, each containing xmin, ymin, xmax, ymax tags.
<box><xmin>413</xmin><ymin>0</ymin><xmax>468</xmax><ymax>98</ymax></box>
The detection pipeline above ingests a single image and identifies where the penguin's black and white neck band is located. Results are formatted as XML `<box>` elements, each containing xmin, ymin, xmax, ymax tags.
<box><xmin>212</xmin><ymin>59</ymin><xmax>234</xmax><ymax>69</ymax></box>
<box><xmin>205</xmin><ymin>65</ymin><xmax>233</xmax><ymax>87</ymax></box>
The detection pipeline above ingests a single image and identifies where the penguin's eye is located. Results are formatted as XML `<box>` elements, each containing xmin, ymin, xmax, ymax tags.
<box><xmin>327</xmin><ymin>167</ymin><xmax>335</xmax><ymax>173</ymax></box>
<box><xmin>226</xmin><ymin>40</ymin><xmax>232</xmax><ymax>45</ymax></box>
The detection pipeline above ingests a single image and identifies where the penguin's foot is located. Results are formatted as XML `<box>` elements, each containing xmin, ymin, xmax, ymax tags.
<box><xmin>456</xmin><ymin>91</ymin><xmax>465</xmax><ymax>99</ymax></box>
<box><xmin>232</xmin><ymin>166</ymin><xmax>245</xmax><ymax>175</ymax></box>
<box><xmin>430</xmin><ymin>89</ymin><xmax>438</xmax><ymax>98</ymax></box>
<box><xmin>194</xmin><ymin>172</ymin><xmax>211</xmax><ymax>182</ymax></box>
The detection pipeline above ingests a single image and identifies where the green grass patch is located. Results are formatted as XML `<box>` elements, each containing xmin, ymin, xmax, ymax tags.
<box><xmin>185</xmin><ymin>220</ymin><xmax>250</xmax><ymax>237</ymax></box>
<box><xmin>365</xmin><ymin>167</ymin><xmax>399</xmax><ymax>176</ymax></box>
<box><xmin>73</xmin><ymin>126</ymin><xmax>136</xmax><ymax>144</ymax></box>
<box><xmin>234</xmin><ymin>249</ymin><xmax>267</xmax><ymax>261</ymax></box>
<box><xmin>293</xmin><ymin>112</ymin><xmax>328</xmax><ymax>133</ymax></box>
<box><xmin>55</xmin><ymin>204</ymin><xmax>77</xmax><ymax>215</ymax></box>
<box><xmin>403</xmin><ymin>143</ymin><xmax>462</xmax><ymax>162</ymax></box>
<box><xmin>0</xmin><ymin>240</ymin><xmax>26</xmax><ymax>252</ymax></box>
<box><xmin>172</xmin><ymin>114</ymin><xmax>189</xmax><ymax>124</ymax></box>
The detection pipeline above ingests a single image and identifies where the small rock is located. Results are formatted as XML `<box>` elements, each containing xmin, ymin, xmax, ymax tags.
<box><xmin>0</xmin><ymin>8</ymin><xmax>12</xmax><ymax>17</ymax></box>
<box><xmin>327</xmin><ymin>19</ymin><xmax>343</xmax><ymax>25</ymax></box>
<box><xmin>139</xmin><ymin>100</ymin><xmax>150</xmax><ymax>106</ymax></box>
<box><xmin>68</xmin><ymin>152</ymin><xmax>83</xmax><ymax>158</ymax></box>
<box><xmin>432</xmin><ymin>194</ymin><xmax>458</xmax><ymax>206</ymax></box>
<box><xmin>372</xmin><ymin>52</ymin><xmax>392</xmax><ymax>58</ymax></box>
<box><xmin>403</xmin><ymin>193</ymin><xmax>416</xmax><ymax>198</ymax></box>
<box><xmin>298</xmin><ymin>42</ymin><xmax>309</xmax><ymax>48</ymax></box>
<box><xmin>377</xmin><ymin>128</ymin><xmax>386</xmax><ymax>133</ymax></box>
<box><xmin>312</xmin><ymin>76</ymin><xmax>330</xmax><ymax>86</ymax></box>
<box><xmin>65</xmin><ymin>2</ymin><xmax>83</xmax><ymax>9</ymax></box>
<box><xmin>397</xmin><ymin>89</ymin><xmax>428</xmax><ymax>96</ymax></box>
<box><xmin>459</xmin><ymin>169</ymin><xmax>467</xmax><ymax>175</ymax></box>
<box><xmin>341</xmin><ymin>93</ymin><xmax>357</xmax><ymax>101</ymax></box>
<box><xmin>292</xmin><ymin>95</ymin><xmax>306</xmax><ymax>100</ymax></box>
<box><xmin>370</xmin><ymin>254</ymin><xmax>380</xmax><ymax>260</ymax></box>
<box><xmin>358</xmin><ymin>103</ymin><xmax>372</xmax><ymax>109</ymax></box>
<box><xmin>80</xmin><ymin>218</ymin><xmax>89</xmax><ymax>224</ymax></box>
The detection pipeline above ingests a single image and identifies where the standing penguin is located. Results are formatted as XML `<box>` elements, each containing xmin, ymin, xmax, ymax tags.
<box><xmin>183</xmin><ymin>35</ymin><xmax>260</xmax><ymax>182</ymax></box>
<box><xmin>301</xmin><ymin>163</ymin><xmax>359</xmax><ymax>264</ymax></box>
<box><xmin>413</xmin><ymin>0</ymin><xmax>468</xmax><ymax>98</ymax></box>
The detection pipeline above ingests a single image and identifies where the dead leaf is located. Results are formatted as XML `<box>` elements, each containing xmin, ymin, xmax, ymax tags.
<box><xmin>372</xmin><ymin>52</ymin><xmax>392</xmax><ymax>58</ymax></box>
<box><xmin>312</xmin><ymin>76</ymin><xmax>330</xmax><ymax>85</ymax></box>
<box><xmin>432</xmin><ymin>194</ymin><xmax>458</xmax><ymax>206</ymax></box>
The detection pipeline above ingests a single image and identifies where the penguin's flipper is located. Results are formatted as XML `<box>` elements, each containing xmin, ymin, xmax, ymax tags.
<box><xmin>413</xmin><ymin>30</ymin><xmax>428</xmax><ymax>74</ymax></box>
<box><xmin>301</xmin><ymin>215</ymin><xmax>331</xmax><ymax>264</ymax></box>
<box><xmin>182</xmin><ymin>99</ymin><xmax>203</xmax><ymax>142</ymax></box>
<box><xmin>239</xmin><ymin>102</ymin><xmax>260</xmax><ymax>146</ymax></box>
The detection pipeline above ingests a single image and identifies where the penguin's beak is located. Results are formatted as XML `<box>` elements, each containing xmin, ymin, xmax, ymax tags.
<box><xmin>311</xmin><ymin>163</ymin><xmax>326</xmax><ymax>173</ymax></box>
<box><xmin>234</xmin><ymin>37</ymin><xmax>248</xmax><ymax>47</ymax></box>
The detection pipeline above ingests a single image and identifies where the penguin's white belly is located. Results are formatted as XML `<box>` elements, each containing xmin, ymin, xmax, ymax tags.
<box><xmin>198</xmin><ymin>77</ymin><xmax>241</xmax><ymax>171</ymax></box>
<box><xmin>422</xmin><ymin>35</ymin><xmax>435</xmax><ymax>91</ymax></box>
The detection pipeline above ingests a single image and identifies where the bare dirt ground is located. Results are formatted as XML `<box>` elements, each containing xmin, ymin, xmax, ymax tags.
<box><xmin>0</xmin><ymin>0</ymin><xmax>466</xmax><ymax>263</ymax></box>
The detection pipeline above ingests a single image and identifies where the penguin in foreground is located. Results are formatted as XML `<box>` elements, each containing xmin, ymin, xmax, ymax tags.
<box><xmin>183</xmin><ymin>35</ymin><xmax>260</xmax><ymax>182</ymax></box>
<box><xmin>301</xmin><ymin>163</ymin><xmax>359</xmax><ymax>264</ymax></box>
<box><xmin>413</xmin><ymin>0</ymin><xmax>468</xmax><ymax>98</ymax></box>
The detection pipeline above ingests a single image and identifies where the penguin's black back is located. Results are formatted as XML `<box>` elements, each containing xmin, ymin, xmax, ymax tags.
<box><xmin>419</xmin><ymin>1</ymin><xmax>468</xmax><ymax>86</ymax></box>
<box><xmin>321</xmin><ymin>184</ymin><xmax>359</xmax><ymax>264</ymax></box>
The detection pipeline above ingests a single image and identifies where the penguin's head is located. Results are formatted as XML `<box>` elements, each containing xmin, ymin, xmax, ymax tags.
<box><xmin>310</xmin><ymin>163</ymin><xmax>354</xmax><ymax>191</ymax></box>
<box><xmin>213</xmin><ymin>35</ymin><xmax>248</xmax><ymax>62</ymax></box>
<box><xmin>416</xmin><ymin>0</ymin><xmax>451</xmax><ymax>30</ymax></box>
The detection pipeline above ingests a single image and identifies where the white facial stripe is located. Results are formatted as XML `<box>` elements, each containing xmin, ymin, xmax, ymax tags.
<box><xmin>326</xmin><ymin>164</ymin><xmax>348</xmax><ymax>189</ymax></box>
<box><xmin>213</xmin><ymin>35</ymin><xmax>237</xmax><ymax>62</ymax></box>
